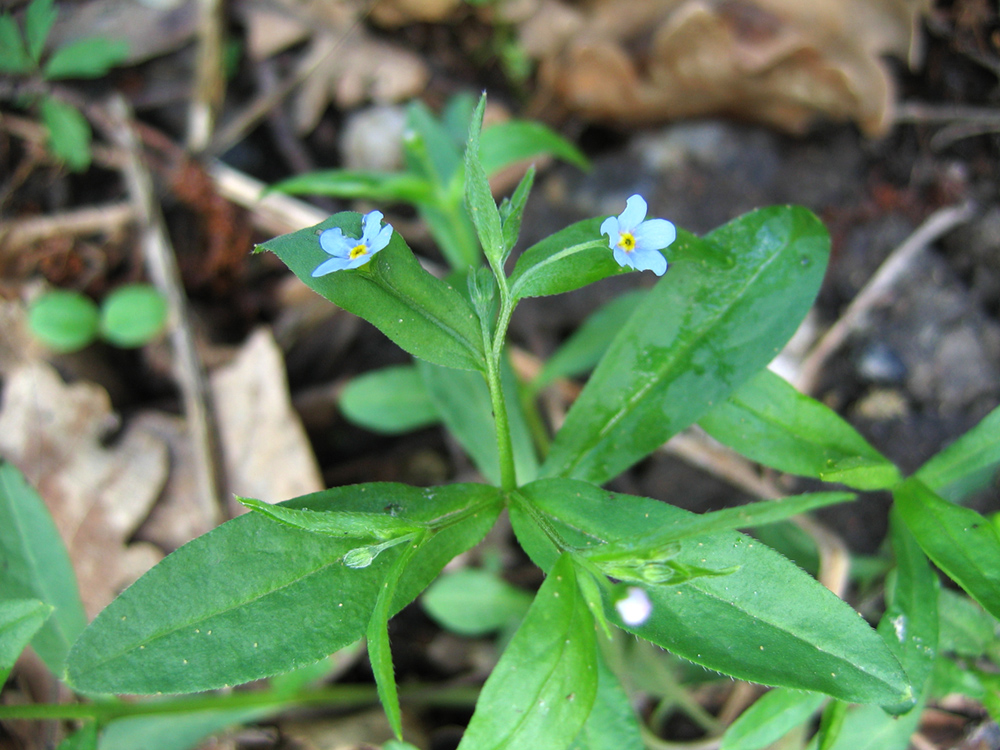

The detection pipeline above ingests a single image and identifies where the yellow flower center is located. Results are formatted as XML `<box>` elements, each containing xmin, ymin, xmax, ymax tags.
<box><xmin>349</xmin><ymin>244</ymin><xmax>369</xmax><ymax>260</ymax></box>
<box><xmin>619</xmin><ymin>232</ymin><xmax>636</xmax><ymax>252</ymax></box>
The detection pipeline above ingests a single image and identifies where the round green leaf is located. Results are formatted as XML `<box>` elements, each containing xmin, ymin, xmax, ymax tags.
<box><xmin>99</xmin><ymin>284</ymin><xmax>168</xmax><ymax>348</ymax></box>
<box><xmin>27</xmin><ymin>289</ymin><xmax>100</xmax><ymax>352</ymax></box>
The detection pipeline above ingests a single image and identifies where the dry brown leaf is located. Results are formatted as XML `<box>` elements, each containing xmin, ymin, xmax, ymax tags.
<box><xmin>369</xmin><ymin>0</ymin><xmax>463</xmax><ymax>26</ymax></box>
<box><xmin>526</xmin><ymin>0</ymin><xmax>931</xmax><ymax>135</ymax></box>
<box><xmin>210</xmin><ymin>327</ymin><xmax>323</xmax><ymax>509</ymax></box>
<box><xmin>0</xmin><ymin>362</ymin><xmax>167</xmax><ymax>618</ymax></box>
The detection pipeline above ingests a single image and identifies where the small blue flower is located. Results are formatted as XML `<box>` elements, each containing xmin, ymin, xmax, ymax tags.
<box><xmin>600</xmin><ymin>195</ymin><xmax>676</xmax><ymax>276</ymax></box>
<box><xmin>312</xmin><ymin>210</ymin><xmax>393</xmax><ymax>277</ymax></box>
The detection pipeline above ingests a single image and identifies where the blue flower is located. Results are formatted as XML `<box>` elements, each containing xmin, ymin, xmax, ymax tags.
<box><xmin>600</xmin><ymin>195</ymin><xmax>676</xmax><ymax>276</ymax></box>
<box><xmin>312</xmin><ymin>210</ymin><xmax>393</xmax><ymax>277</ymax></box>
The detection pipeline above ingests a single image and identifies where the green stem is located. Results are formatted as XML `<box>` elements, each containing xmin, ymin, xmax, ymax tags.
<box><xmin>0</xmin><ymin>684</ymin><xmax>480</xmax><ymax>722</ymax></box>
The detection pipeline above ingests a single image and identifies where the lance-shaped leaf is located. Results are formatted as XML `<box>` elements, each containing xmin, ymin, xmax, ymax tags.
<box><xmin>339</xmin><ymin>364</ymin><xmax>441</xmax><ymax>434</ymax></box>
<box><xmin>893</xmin><ymin>477</ymin><xmax>1000</xmax><ymax>620</ymax></box>
<box><xmin>238</xmin><ymin>495</ymin><xmax>425</xmax><ymax>541</ymax></box>
<box><xmin>464</xmin><ymin>93</ymin><xmax>504</xmax><ymax>268</ymax></box>
<box><xmin>0</xmin><ymin>599</ymin><xmax>53</xmax><ymax>684</ymax></box>
<box><xmin>0</xmin><ymin>462</ymin><xmax>86</xmax><ymax>677</ymax></box>
<box><xmin>569</xmin><ymin>648</ymin><xmax>643</xmax><ymax>750</ymax></box>
<box><xmin>269</xmin><ymin>170</ymin><xmax>435</xmax><ymax>205</ymax></box>
<box><xmin>540</xmin><ymin>205</ymin><xmax>829</xmax><ymax>485</ymax></box>
<box><xmin>457</xmin><ymin>554</ymin><xmax>598</xmax><ymax>750</ymax></box>
<box><xmin>916</xmin><ymin>404</ymin><xmax>1000</xmax><ymax>495</ymax></box>
<box><xmin>479</xmin><ymin>120</ymin><xmax>589</xmax><ymax>176</ymax></box>
<box><xmin>877</xmin><ymin>508</ymin><xmax>938</xmax><ymax>696</ymax></box>
<box><xmin>67</xmin><ymin>483</ymin><xmax>501</xmax><ymax>694</ymax></box>
<box><xmin>256</xmin><ymin>212</ymin><xmax>485</xmax><ymax>372</ymax></box>
<box><xmin>510</xmin><ymin>478</ymin><xmax>912</xmax><ymax>708</ymax></box>
<box><xmin>699</xmin><ymin>368</ymin><xmax>900</xmax><ymax>490</ymax></box>
<box><xmin>720</xmin><ymin>688</ymin><xmax>825</xmax><ymax>750</ymax></box>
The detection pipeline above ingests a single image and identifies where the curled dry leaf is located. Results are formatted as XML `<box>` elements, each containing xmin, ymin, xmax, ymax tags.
<box><xmin>525</xmin><ymin>0</ymin><xmax>931</xmax><ymax>135</ymax></box>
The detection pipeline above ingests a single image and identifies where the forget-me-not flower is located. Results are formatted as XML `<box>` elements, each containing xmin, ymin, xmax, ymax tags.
<box><xmin>615</xmin><ymin>586</ymin><xmax>653</xmax><ymax>626</ymax></box>
<box><xmin>312</xmin><ymin>210</ymin><xmax>393</xmax><ymax>277</ymax></box>
<box><xmin>600</xmin><ymin>195</ymin><xmax>676</xmax><ymax>276</ymax></box>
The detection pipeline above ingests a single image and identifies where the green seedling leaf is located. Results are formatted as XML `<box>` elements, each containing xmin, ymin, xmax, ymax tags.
<box><xmin>510</xmin><ymin>478</ymin><xmax>913</xmax><ymax>708</ymax></box>
<box><xmin>720</xmin><ymin>688</ymin><xmax>825</xmax><ymax>750</ymax></box>
<box><xmin>0</xmin><ymin>462</ymin><xmax>86</xmax><ymax>677</ymax></box>
<box><xmin>27</xmin><ymin>289</ymin><xmax>100</xmax><ymax>352</ymax></box>
<box><xmin>39</xmin><ymin>97</ymin><xmax>92</xmax><ymax>171</ymax></box>
<box><xmin>43</xmin><ymin>37</ymin><xmax>129</xmax><ymax>79</ymax></box>
<box><xmin>568</xmin><ymin>650</ymin><xmax>643</xmax><ymax>750</ymax></box>
<box><xmin>540</xmin><ymin>205</ymin><xmax>829</xmax><ymax>485</ymax></box>
<box><xmin>0</xmin><ymin>599</ymin><xmax>53</xmax><ymax>684</ymax></box>
<box><xmin>421</xmin><ymin>568</ymin><xmax>532</xmax><ymax>636</ymax></box>
<box><xmin>499</xmin><ymin>165</ymin><xmax>534</xmax><ymax>260</ymax></box>
<box><xmin>457</xmin><ymin>554</ymin><xmax>598</xmax><ymax>750</ymax></box>
<box><xmin>700</xmin><ymin>368</ymin><xmax>900</xmax><ymax>490</ymax></box>
<box><xmin>237</xmin><ymin>495</ymin><xmax>424</xmax><ymax>541</ymax></box>
<box><xmin>417</xmin><ymin>358</ymin><xmax>538</xmax><ymax>486</ymax></box>
<box><xmin>67</xmin><ymin>483</ymin><xmax>500</xmax><ymax>694</ymax></box>
<box><xmin>269</xmin><ymin>170</ymin><xmax>435</xmax><ymax>205</ymax></box>
<box><xmin>938</xmin><ymin>589</ymin><xmax>996</xmax><ymax>658</ymax></box>
<box><xmin>368</xmin><ymin>537</ymin><xmax>423</xmax><ymax>739</ymax></box>
<box><xmin>339</xmin><ymin>365</ymin><xmax>440</xmax><ymax>434</ymax></box>
<box><xmin>479</xmin><ymin>120</ymin><xmax>589</xmax><ymax>175</ymax></box>
<box><xmin>533</xmin><ymin>291</ymin><xmax>648</xmax><ymax>390</ymax></box>
<box><xmin>256</xmin><ymin>212</ymin><xmax>485</xmax><ymax>372</ymax></box>
<box><xmin>916</xmin><ymin>403</ymin><xmax>1000</xmax><ymax>495</ymax></box>
<box><xmin>464</xmin><ymin>93</ymin><xmax>504</xmax><ymax>268</ymax></box>
<box><xmin>0</xmin><ymin>15</ymin><xmax>31</xmax><ymax>73</ymax></box>
<box><xmin>25</xmin><ymin>0</ymin><xmax>56</xmax><ymax>63</ymax></box>
<box><xmin>894</xmin><ymin>477</ymin><xmax>1000</xmax><ymax>620</ymax></box>
<box><xmin>877</xmin><ymin>509</ymin><xmax>938</xmax><ymax>697</ymax></box>
<box><xmin>99</xmin><ymin>283</ymin><xmax>168</xmax><ymax>347</ymax></box>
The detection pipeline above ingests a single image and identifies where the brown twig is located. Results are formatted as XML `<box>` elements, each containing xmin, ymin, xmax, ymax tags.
<box><xmin>0</xmin><ymin>203</ymin><xmax>134</xmax><ymax>251</ymax></box>
<box><xmin>106</xmin><ymin>95</ymin><xmax>227</xmax><ymax>526</ymax></box>
<box><xmin>207</xmin><ymin>159</ymin><xmax>327</xmax><ymax>235</ymax></box>
<box><xmin>187</xmin><ymin>0</ymin><xmax>226</xmax><ymax>152</ymax></box>
<box><xmin>795</xmin><ymin>201</ymin><xmax>976</xmax><ymax>395</ymax></box>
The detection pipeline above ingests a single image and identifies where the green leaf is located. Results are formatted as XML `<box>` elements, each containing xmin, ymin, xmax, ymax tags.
<box><xmin>480</xmin><ymin>120</ymin><xmax>589</xmax><ymax>175</ymax></box>
<box><xmin>814</xmin><ymin>700</ymin><xmax>848</xmax><ymax>750</ymax></box>
<box><xmin>99</xmin><ymin>284</ymin><xmax>168</xmax><ymax>348</ymax></box>
<box><xmin>533</xmin><ymin>291</ymin><xmax>648</xmax><ymax>390</ymax></box>
<box><xmin>43</xmin><ymin>37</ymin><xmax>129</xmax><ymax>79</ymax></box>
<box><xmin>237</xmin><ymin>495</ymin><xmax>424</xmax><ymax>541</ymax></box>
<box><xmin>894</xmin><ymin>477</ymin><xmax>1000</xmax><ymax>620</ymax></box>
<box><xmin>464</xmin><ymin>94</ymin><xmax>504</xmax><ymax>268</ymax></box>
<box><xmin>876</xmin><ymin>509</ymin><xmax>939</xmax><ymax>697</ymax></box>
<box><xmin>540</xmin><ymin>205</ymin><xmax>830</xmax><ymax>485</ymax></box>
<box><xmin>938</xmin><ymin>589</ymin><xmax>996</xmax><ymax>658</ymax></box>
<box><xmin>720</xmin><ymin>688</ymin><xmax>825</xmax><ymax>750</ymax></box>
<box><xmin>568</xmin><ymin>649</ymin><xmax>643</xmax><ymax>750</ymax></box>
<box><xmin>699</xmin><ymin>369</ymin><xmax>901</xmax><ymax>490</ymax></box>
<box><xmin>417</xmin><ymin>358</ymin><xmax>538</xmax><ymax>486</ymax></box>
<box><xmin>66</xmin><ymin>483</ymin><xmax>501</xmax><ymax>694</ymax></box>
<box><xmin>421</xmin><ymin>568</ymin><xmax>532</xmax><ymax>636</ymax></box>
<box><xmin>368</xmin><ymin>537</ymin><xmax>423</xmax><ymax>740</ymax></box>
<box><xmin>417</xmin><ymin>201</ymin><xmax>481</xmax><ymax>270</ymax></box>
<box><xmin>0</xmin><ymin>462</ymin><xmax>86</xmax><ymax>677</ymax></box>
<box><xmin>339</xmin><ymin>365</ymin><xmax>440</xmax><ymax>434</ymax></box>
<box><xmin>0</xmin><ymin>15</ymin><xmax>31</xmax><ymax>73</ymax></box>
<box><xmin>0</xmin><ymin>599</ymin><xmax>53</xmax><ymax>685</ymax></box>
<box><xmin>508</xmin><ymin>217</ymin><xmax>626</xmax><ymax>299</ymax></box>
<box><xmin>805</xmin><ymin>702</ymin><xmax>922</xmax><ymax>750</ymax></box>
<box><xmin>25</xmin><ymin>0</ymin><xmax>56</xmax><ymax>63</ymax></box>
<box><xmin>39</xmin><ymin>97</ymin><xmax>92</xmax><ymax>172</ymax></box>
<box><xmin>57</xmin><ymin>722</ymin><xmax>97</xmax><ymax>750</ymax></box>
<box><xmin>256</xmin><ymin>212</ymin><xmax>485</xmax><ymax>372</ymax></box>
<box><xmin>916</xmin><ymin>404</ymin><xmax>1000</xmax><ymax>495</ymax></box>
<box><xmin>457</xmin><ymin>554</ymin><xmax>598</xmax><ymax>750</ymax></box>
<box><xmin>99</xmin><ymin>710</ymin><xmax>267</xmax><ymax>750</ymax></box>
<box><xmin>269</xmin><ymin>170</ymin><xmax>435</xmax><ymax>205</ymax></box>
<box><xmin>403</xmin><ymin>99</ymin><xmax>462</xmax><ymax>187</ymax></box>
<box><xmin>499</xmin><ymin>165</ymin><xmax>534</xmax><ymax>260</ymax></box>
<box><xmin>510</xmin><ymin>478</ymin><xmax>913</xmax><ymax>708</ymax></box>
<box><xmin>27</xmin><ymin>289</ymin><xmax>100</xmax><ymax>352</ymax></box>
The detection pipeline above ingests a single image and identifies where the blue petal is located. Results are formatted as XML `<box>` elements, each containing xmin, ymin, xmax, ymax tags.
<box><xmin>319</xmin><ymin>227</ymin><xmax>352</xmax><ymax>257</ymax></box>
<box><xmin>633</xmin><ymin>219</ymin><xmax>676</xmax><ymax>252</ymax></box>
<box><xmin>361</xmin><ymin>210</ymin><xmax>385</xmax><ymax>243</ymax></box>
<box><xmin>600</xmin><ymin>215</ymin><xmax>620</xmax><ymax>246</ymax></box>
<box><xmin>369</xmin><ymin>223</ymin><xmax>393</xmax><ymax>253</ymax></box>
<box><xmin>613</xmin><ymin>246</ymin><xmax>636</xmax><ymax>270</ymax></box>
<box><xmin>312</xmin><ymin>255</ymin><xmax>353</xmax><ymax>277</ymax></box>
<box><xmin>631</xmin><ymin>248</ymin><xmax>668</xmax><ymax>276</ymax></box>
<box><xmin>617</xmin><ymin>195</ymin><xmax>647</xmax><ymax>232</ymax></box>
